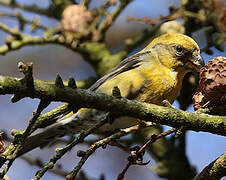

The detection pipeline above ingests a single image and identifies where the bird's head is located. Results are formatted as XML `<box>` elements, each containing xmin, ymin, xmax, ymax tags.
<box><xmin>143</xmin><ymin>33</ymin><xmax>205</xmax><ymax>73</ymax></box>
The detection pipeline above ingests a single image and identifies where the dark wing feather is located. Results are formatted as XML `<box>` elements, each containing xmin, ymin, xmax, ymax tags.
<box><xmin>89</xmin><ymin>51</ymin><xmax>151</xmax><ymax>91</ymax></box>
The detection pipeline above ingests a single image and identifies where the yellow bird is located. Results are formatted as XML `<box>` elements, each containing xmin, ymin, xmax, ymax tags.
<box><xmin>20</xmin><ymin>33</ymin><xmax>204</xmax><ymax>154</ymax></box>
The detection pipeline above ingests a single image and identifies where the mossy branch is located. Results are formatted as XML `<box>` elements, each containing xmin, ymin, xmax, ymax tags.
<box><xmin>193</xmin><ymin>152</ymin><xmax>226</xmax><ymax>180</ymax></box>
<box><xmin>0</xmin><ymin>74</ymin><xmax>225</xmax><ymax>136</ymax></box>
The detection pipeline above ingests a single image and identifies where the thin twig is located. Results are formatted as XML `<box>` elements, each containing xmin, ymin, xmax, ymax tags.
<box><xmin>0</xmin><ymin>63</ymin><xmax>50</xmax><ymax>178</ymax></box>
<box><xmin>137</xmin><ymin>128</ymin><xmax>177</xmax><ymax>154</ymax></box>
<box><xmin>117</xmin><ymin>128</ymin><xmax>177</xmax><ymax>180</ymax></box>
<box><xmin>0</xmin><ymin>22</ymin><xmax>21</xmax><ymax>36</ymax></box>
<box><xmin>0</xmin><ymin>0</ymin><xmax>56</xmax><ymax>18</ymax></box>
<box><xmin>99</xmin><ymin>0</ymin><xmax>132</xmax><ymax>35</ymax></box>
<box><xmin>66</xmin><ymin>124</ymin><xmax>143</xmax><ymax>180</ymax></box>
<box><xmin>83</xmin><ymin>0</ymin><xmax>91</xmax><ymax>7</ymax></box>
<box><xmin>21</xmin><ymin>156</ymin><xmax>69</xmax><ymax>178</ymax></box>
<box><xmin>0</xmin><ymin>34</ymin><xmax>59</xmax><ymax>54</ymax></box>
<box><xmin>117</xmin><ymin>161</ymin><xmax>132</xmax><ymax>180</ymax></box>
<box><xmin>0</xmin><ymin>100</ymin><xmax>48</xmax><ymax>178</ymax></box>
<box><xmin>0</xmin><ymin>12</ymin><xmax>49</xmax><ymax>31</ymax></box>
<box><xmin>32</xmin><ymin>114</ymin><xmax>110</xmax><ymax>180</ymax></box>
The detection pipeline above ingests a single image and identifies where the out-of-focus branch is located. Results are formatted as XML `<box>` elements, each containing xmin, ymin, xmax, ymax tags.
<box><xmin>0</xmin><ymin>12</ymin><xmax>49</xmax><ymax>31</ymax></box>
<box><xmin>124</xmin><ymin>20</ymin><xmax>166</xmax><ymax>53</ymax></box>
<box><xmin>83</xmin><ymin>0</ymin><xmax>91</xmax><ymax>7</ymax></box>
<box><xmin>0</xmin><ymin>22</ymin><xmax>21</xmax><ymax>36</ymax></box>
<box><xmin>0</xmin><ymin>28</ymin><xmax>60</xmax><ymax>55</ymax></box>
<box><xmin>0</xmin><ymin>0</ymin><xmax>56</xmax><ymax>18</ymax></box>
<box><xmin>126</xmin><ymin>6</ymin><xmax>183</xmax><ymax>25</ymax></box>
<box><xmin>99</xmin><ymin>0</ymin><xmax>132</xmax><ymax>36</ymax></box>
<box><xmin>193</xmin><ymin>152</ymin><xmax>226</xmax><ymax>180</ymax></box>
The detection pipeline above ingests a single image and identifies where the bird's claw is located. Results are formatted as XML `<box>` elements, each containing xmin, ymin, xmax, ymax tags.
<box><xmin>162</xmin><ymin>100</ymin><xmax>173</xmax><ymax>108</ymax></box>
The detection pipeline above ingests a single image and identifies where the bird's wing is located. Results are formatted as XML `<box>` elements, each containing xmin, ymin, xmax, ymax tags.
<box><xmin>89</xmin><ymin>51</ymin><xmax>151</xmax><ymax>91</ymax></box>
<box><xmin>17</xmin><ymin>51</ymin><xmax>153</xmax><ymax>156</ymax></box>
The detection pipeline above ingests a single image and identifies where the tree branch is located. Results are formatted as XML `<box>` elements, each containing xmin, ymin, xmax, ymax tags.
<box><xmin>0</xmin><ymin>33</ymin><xmax>60</xmax><ymax>55</ymax></box>
<box><xmin>66</xmin><ymin>124</ymin><xmax>142</xmax><ymax>180</ymax></box>
<box><xmin>193</xmin><ymin>152</ymin><xmax>226</xmax><ymax>180</ymax></box>
<box><xmin>33</xmin><ymin>114</ymin><xmax>110</xmax><ymax>180</ymax></box>
<box><xmin>0</xmin><ymin>74</ymin><xmax>225</xmax><ymax>136</ymax></box>
<box><xmin>0</xmin><ymin>0</ymin><xmax>57</xmax><ymax>18</ymax></box>
<box><xmin>98</xmin><ymin>0</ymin><xmax>132</xmax><ymax>36</ymax></box>
<box><xmin>0</xmin><ymin>12</ymin><xmax>49</xmax><ymax>31</ymax></box>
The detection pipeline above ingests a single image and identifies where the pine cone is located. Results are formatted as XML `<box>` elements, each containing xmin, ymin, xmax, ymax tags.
<box><xmin>193</xmin><ymin>56</ymin><xmax>226</xmax><ymax>114</ymax></box>
<box><xmin>61</xmin><ymin>5</ymin><xmax>93</xmax><ymax>33</ymax></box>
<box><xmin>0</xmin><ymin>133</ymin><xmax>4</xmax><ymax>154</ymax></box>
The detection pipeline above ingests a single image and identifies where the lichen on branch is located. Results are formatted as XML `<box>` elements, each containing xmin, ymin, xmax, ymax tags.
<box><xmin>0</xmin><ymin>72</ymin><xmax>225</xmax><ymax>136</ymax></box>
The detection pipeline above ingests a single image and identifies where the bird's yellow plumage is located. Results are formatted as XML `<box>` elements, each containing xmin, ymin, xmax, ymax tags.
<box><xmin>97</xmin><ymin>58</ymin><xmax>183</xmax><ymax>105</ymax></box>
<box><xmin>94</xmin><ymin>33</ymin><xmax>203</xmax><ymax>105</ymax></box>
<box><xmin>75</xmin><ymin>33</ymin><xmax>204</xmax><ymax>131</ymax></box>
<box><xmin>20</xmin><ymin>33</ymin><xmax>204</xmax><ymax>154</ymax></box>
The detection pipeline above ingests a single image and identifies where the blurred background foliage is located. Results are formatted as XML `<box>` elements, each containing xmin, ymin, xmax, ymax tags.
<box><xmin>0</xmin><ymin>0</ymin><xmax>225</xmax><ymax>179</ymax></box>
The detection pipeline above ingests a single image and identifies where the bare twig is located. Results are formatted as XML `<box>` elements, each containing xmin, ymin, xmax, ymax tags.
<box><xmin>0</xmin><ymin>12</ymin><xmax>49</xmax><ymax>31</ymax></box>
<box><xmin>0</xmin><ymin>22</ymin><xmax>21</xmax><ymax>37</ymax></box>
<box><xmin>126</xmin><ymin>6</ymin><xmax>183</xmax><ymax>25</ymax></box>
<box><xmin>0</xmin><ymin>63</ymin><xmax>50</xmax><ymax>178</ymax></box>
<box><xmin>32</xmin><ymin>114</ymin><xmax>110</xmax><ymax>180</ymax></box>
<box><xmin>66</xmin><ymin>124</ymin><xmax>143</xmax><ymax>180</ymax></box>
<box><xmin>117</xmin><ymin>128</ymin><xmax>177</xmax><ymax>180</ymax></box>
<box><xmin>117</xmin><ymin>161</ymin><xmax>132</xmax><ymax>180</ymax></box>
<box><xmin>0</xmin><ymin>0</ymin><xmax>56</xmax><ymax>18</ymax></box>
<box><xmin>0</xmin><ymin>33</ymin><xmax>59</xmax><ymax>55</ymax></box>
<box><xmin>21</xmin><ymin>156</ymin><xmax>68</xmax><ymax>178</ymax></box>
<box><xmin>137</xmin><ymin>128</ymin><xmax>177</xmax><ymax>154</ymax></box>
<box><xmin>0</xmin><ymin>99</ymin><xmax>48</xmax><ymax>178</ymax></box>
<box><xmin>99</xmin><ymin>0</ymin><xmax>132</xmax><ymax>36</ymax></box>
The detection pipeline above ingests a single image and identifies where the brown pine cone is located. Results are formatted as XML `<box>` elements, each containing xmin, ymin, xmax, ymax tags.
<box><xmin>0</xmin><ymin>133</ymin><xmax>4</xmax><ymax>154</ymax></box>
<box><xmin>61</xmin><ymin>5</ymin><xmax>93</xmax><ymax>33</ymax></box>
<box><xmin>193</xmin><ymin>56</ymin><xmax>226</xmax><ymax>114</ymax></box>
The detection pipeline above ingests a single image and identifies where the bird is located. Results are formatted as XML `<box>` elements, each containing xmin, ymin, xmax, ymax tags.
<box><xmin>18</xmin><ymin>33</ymin><xmax>204</xmax><ymax>155</ymax></box>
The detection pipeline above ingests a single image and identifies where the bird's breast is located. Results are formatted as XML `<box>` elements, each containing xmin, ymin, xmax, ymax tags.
<box><xmin>97</xmin><ymin>63</ymin><xmax>185</xmax><ymax>106</ymax></box>
<box><xmin>136</xmin><ymin>65</ymin><xmax>185</xmax><ymax>105</ymax></box>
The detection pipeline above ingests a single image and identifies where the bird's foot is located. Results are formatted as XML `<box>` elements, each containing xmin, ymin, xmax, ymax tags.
<box><xmin>162</xmin><ymin>99</ymin><xmax>173</xmax><ymax>108</ymax></box>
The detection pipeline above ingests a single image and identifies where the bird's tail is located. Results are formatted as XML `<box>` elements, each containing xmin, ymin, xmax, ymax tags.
<box><xmin>16</xmin><ymin>108</ymin><xmax>135</xmax><ymax>156</ymax></box>
<box><xmin>17</xmin><ymin>113</ymin><xmax>85</xmax><ymax>157</ymax></box>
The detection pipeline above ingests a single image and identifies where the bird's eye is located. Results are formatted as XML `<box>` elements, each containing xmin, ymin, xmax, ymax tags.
<box><xmin>176</xmin><ymin>45</ymin><xmax>183</xmax><ymax>53</ymax></box>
